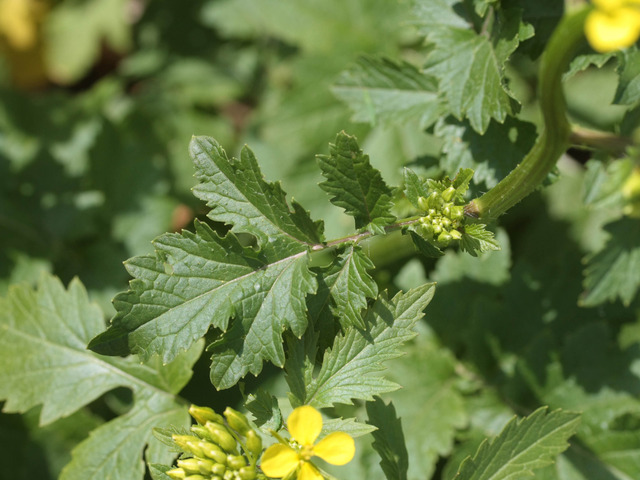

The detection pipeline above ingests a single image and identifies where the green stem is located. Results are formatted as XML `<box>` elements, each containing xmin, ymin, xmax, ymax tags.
<box><xmin>570</xmin><ymin>125</ymin><xmax>632</xmax><ymax>154</ymax></box>
<box><xmin>312</xmin><ymin>215</ymin><xmax>424</xmax><ymax>250</ymax></box>
<box><xmin>465</xmin><ymin>7</ymin><xmax>591</xmax><ymax>220</ymax></box>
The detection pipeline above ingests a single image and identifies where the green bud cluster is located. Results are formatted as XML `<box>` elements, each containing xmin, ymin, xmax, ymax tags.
<box><xmin>416</xmin><ymin>186</ymin><xmax>464</xmax><ymax>247</ymax></box>
<box><xmin>167</xmin><ymin>405</ymin><xmax>263</xmax><ymax>480</ymax></box>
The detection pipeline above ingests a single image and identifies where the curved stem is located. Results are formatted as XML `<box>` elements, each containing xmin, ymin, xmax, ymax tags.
<box><xmin>465</xmin><ymin>7</ymin><xmax>591</xmax><ymax>220</ymax></box>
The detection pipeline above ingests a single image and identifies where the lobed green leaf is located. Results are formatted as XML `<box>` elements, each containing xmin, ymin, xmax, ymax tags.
<box><xmin>318</xmin><ymin>131</ymin><xmax>396</xmax><ymax>234</ymax></box>
<box><xmin>452</xmin><ymin>407</ymin><xmax>581</xmax><ymax>480</ymax></box>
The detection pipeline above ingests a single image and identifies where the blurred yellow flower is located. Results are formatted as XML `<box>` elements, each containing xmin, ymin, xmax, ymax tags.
<box><xmin>261</xmin><ymin>406</ymin><xmax>355</xmax><ymax>480</ymax></box>
<box><xmin>585</xmin><ymin>0</ymin><xmax>640</xmax><ymax>52</ymax></box>
<box><xmin>0</xmin><ymin>0</ymin><xmax>46</xmax><ymax>50</ymax></box>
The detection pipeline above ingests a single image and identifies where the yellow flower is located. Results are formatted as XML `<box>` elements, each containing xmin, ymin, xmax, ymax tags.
<box><xmin>0</xmin><ymin>0</ymin><xmax>46</xmax><ymax>50</ymax></box>
<box><xmin>260</xmin><ymin>406</ymin><xmax>355</xmax><ymax>480</ymax></box>
<box><xmin>585</xmin><ymin>0</ymin><xmax>640</xmax><ymax>52</ymax></box>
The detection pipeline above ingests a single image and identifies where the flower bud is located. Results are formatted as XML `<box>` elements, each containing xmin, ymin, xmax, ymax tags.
<box><xmin>417</xmin><ymin>196</ymin><xmax>429</xmax><ymax>211</ymax></box>
<box><xmin>227</xmin><ymin>454</ymin><xmax>247</xmax><ymax>470</ymax></box>
<box><xmin>245</xmin><ymin>430</ymin><xmax>263</xmax><ymax>456</ymax></box>
<box><xmin>190</xmin><ymin>425</ymin><xmax>211</xmax><ymax>440</ymax></box>
<box><xmin>427</xmin><ymin>192</ymin><xmax>441</xmax><ymax>208</ymax></box>
<box><xmin>442</xmin><ymin>186</ymin><xmax>456</xmax><ymax>202</ymax></box>
<box><xmin>432</xmin><ymin>224</ymin><xmax>442</xmax><ymax>235</ymax></box>
<box><xmin>177</xmin><ymin>458</ymin><xmax>204</xmax><ymax>475</ymax></box>
<box><xmin>205</xmin><ymin>422</ymin><xmax>238</xmax><ymax>453</ymax></box>
<box><xmin>223</xmin><ymin>470</ymin><xmax>235</xmax><ymax>480</ymax></box>
<box><xmin>173</xmin><ymin>435</ymin><xmax>205</xmax><ymax>457</ymax></box>
<box><xmin>438</xmin><ymin>232</ymin><xmax>452</xmax><ymax>245</ymax></box>
<box><xmin>450</xmin><ymin>229</ymin><xmax>462</xmax><ymax>240</ymax></box>
<box><xmin>448</xmin><ymin>205</ymin><xmax>464</xmax><ymax>220</ymax></box>
<box><xmin>224</xmin><ymin>407</ymin><xmax>251</xmax><ymax>435</ymax></box>
<box><xmin>238</xmin><ymin>466</ymin><xmax>258</xmax><ymax>480</ymax></box>
<box><xmin>212</xmin><ymin>464</ymin><xmax>227</xmax><ymax>476</ymax></box>
<box><xmin>190</xmin><ymin>405</ymin><xmax>225</xmax><ymax>426</ymax></box>
<box><xmin>199</xmin><ymin>441</ymin><xmax>228</xmax><ymax>464</ymax></box>
<box><xmin>419</xmin><ymin>222</ymin><xmax>434</xmax><ymax>238</ymax></box>
<box><xmin>184</xmin><ymin>475</ymin><xmax>207</xmax><ymax>480</ymax></box>
<box><xmin>167</xmin><ymin>468</ymin><xmax>187</xmax><ymax>480</ymax></box>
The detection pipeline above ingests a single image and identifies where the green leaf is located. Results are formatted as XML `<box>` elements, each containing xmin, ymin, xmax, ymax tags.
<box><xmin>614</xmin><ymin>47</ymin><xmax>640</xmax><ymax>105</ymax></box>
<box><xmin>322</xmin><ymin>417</ymin><xmax>377</xmax><ymax>438</ymax></box>
<box><xmin>0</xmin><ymin>274</ymin><xmax>199</xmax><ymax>480</ymax></box>
<box><xmin>245</xmin><ymin>388</ymin><xmax>283</xmax><ymax>431</ymax></box>
<box><xmin>452</xmin><ymin>407</ymin><xmax>581</xmax><ymax>480</ymax></box>
<box><xmin>582</xmin><ymin>158</ymin><xmax>633</xmax><ymax>208</ymax></box>
<box><xmin>191</xmin><ymin>136</ymin><xmax>323</xmax><ymax>257</ymax></box>
<box><xmin>384</xmin><ymin>327</ymin><xmax>468</xmax><ymax>480</ymax></box>
<box><xmin>402</xmin><ymin>168</ymin><xmax>430</xmax><ymax>210</ymax></box>
<box><xmin>434</xmin><ymin>116</ymin><xmax>537</xmax><ymax>189</ymax></box>
<box><xmin>519</xmin><ymin>0</ymin><xmax>564</xmax><ymax>59</ymax></box>
<box><xmin>318</xmin><ymin>131</ymin><xmax>395</xmax><ymax>234</ymax></box>
<box><xmin>324</xmin><ymin>245</ymin><xmax>378</xmax><ymax>329</ymax></box>
<box><xmin>332</xmin><ymin>56</ymin><xmax>442</xmax><ymax>129</ymax></box>
<box><xmin>581</xmin><ymin>218</ymin><xmax>640</xmax><ymax>307</ymax></box>
<box><xmin>565</xmin><ymin>53</ymin><xmax>616</xmax><ymax>81</ymax></box>
<box><xmin>90</xmin><ymin>220</ymin><xmax>316</xmax><ymax>390</ymax></box>
<box><xmin>287</xmin><ymin>283</ymin><xmax>435</xmax><ymax>408</ymax></box>
<box><xmin>408</xmin><ymin>230</ymin><xmax>445</xmax><ymax>258</ymax></box>
<box><xmin>45</xmin><ymin>0</ymin><xmax>131</xmax><ymax>84</ymax></box>
<box><xmin>433</xmin><ymin>228</ymin><xmax>511</xmax><ymax>286</ymax></box>
<box><xmin>460</xmin><ymin>224</ymin><xmax>500</xmax><ymax>257</ymax></box>
<box><xmin>149</xmin><ymin>464</ymin><xmax>173</xmax><ymax>480</ymax></box>
<box><xmin>412</xmin><ymin>0</ymin><xmax>533</xmax><ymax>133</ymax></box>
<box><xmin>366</xmin><ymin>397</ymin><xmax>409</xmax><ymax>480</ymax></box>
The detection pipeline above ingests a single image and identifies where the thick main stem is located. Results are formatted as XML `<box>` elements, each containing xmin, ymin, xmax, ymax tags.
<box><xmin>465</xmin><ymin>8</ymin><xmax>590</xmax><ymax>220</ymax></box>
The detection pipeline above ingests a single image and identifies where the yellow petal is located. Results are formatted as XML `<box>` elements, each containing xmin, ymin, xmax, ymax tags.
<box><xmin>312</xmin><ymin>432</ymin><xmax>356</xmax><ymax>466</ymax></box>
<box><xmin>288</xmin><ymin>406</ymin><xmax>322</xmax><ymax>446</ymax></box>
<box><xmin>592</xmin><ymin>0</ymin><xmax>625</xmax><ymax>11</ymax></box>
<box><xmin>298</xmin><ymin>462</ymin><xmax>324</xmax><ymax>480</ymax></box>
<box><xmin>585</xmin><ymin>8</ymin><xmax>640</xmax><ymax>52</ymax></box>
<box><xmin>260</xmin><ymin>444</ymin><xmax>300</xmax><ymax>478</ymax></box>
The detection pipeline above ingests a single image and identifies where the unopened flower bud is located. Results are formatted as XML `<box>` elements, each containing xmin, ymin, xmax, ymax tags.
<box><xmin>441</xmin><ymin>217</ymin><xmax>452</xmax><ymax>228</ymax></box>
<box><xmin>173</xmin><ymin>435</ymin><xmax>205</xmax><ymax>457</ymax></box>
<box><xmin>450</xmin><ymin>229</ymin><xmax>463</xmax><ymax>240</ymax></box>
<box><xmin>190</xmin><ymin>405</ymin><xmax>225</xmax><ymax>426</ymax></box>
<box><xmin>238</xmin><ymin>466</ymin><xmax>257</xmax><ymax>480</ymax></box>
<box><xmin>433</xmin><ymin>224</ymin><xmax>442</xmax><ymax>235</ymax></box>
<box><xmin>442</xmin><ymin>186</ymin><xmax>456</xmax><ymax>202</ymax></box>
<box><xmin>223</xmin><ymin>470</ymin><xmax>235</xmax><ymax>480</ymax></box>
<box><xmin>227</xmin><ymin>454</ymin><xmax>247</xmax><ymax>470</ymax></box>
<box><xmin>417</xmin><ymin>196</ymin><xmax>429</xmax><ymax>211</ymax></box>
<box><xmin>212</xmin><ymin>464</ymin><xmax>227</xmax><ymax>476</ymax></box>
<box><xmin>448</xmin><ymin>205</ymin><xmax>464</xmax><ymax>220</ymax></box>
<box><xmin>224</xmin><ymin>407</ymin><xmax>251</xmax><ymax>435</ymax></box>
<box><xmin>438</xmin><ymin>232</ymin><xmax>452</xmax><ymax>245</ymax></box>
<box><xmin>167</xmin><ymin>468</ymin><xmax>187</xmax><ymax>480</ymax></box>
<box><xmin>245</xmin><ymin>430</ymin><xmax>263</xmax><ymax>456</ymax></box>
<box><xmin>184</xmin><ymin>475</ymin><xmax>207</xmax><ymax>480</ymax></box>
<box><xmin>179</xmin><ymin>458</ymin><xmax>215</xmax><ymax>476</ymax></box>
<box><xmin>427</xmin><ymin>192</ymin><xmax>441</xmax><ymax>208</ymax></box>
<box><xmin>205</xmin><ymin>422</ymin><xmax>238</xmax><ymax>453</ymax></box>
<box><xmin>190</xmin><ymin>425</ymin><xmax>210</xmax><ymax>440</ymax></box>
<box><xmin>199</xmin><ymin>441</ymin><xmax>228</xmax><ymax>464</ymax></box>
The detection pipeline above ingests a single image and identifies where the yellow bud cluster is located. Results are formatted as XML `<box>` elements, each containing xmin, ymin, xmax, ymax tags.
<box><xmin>416</xmin><ymin>188</ymin><xmax>465</xmax><ymax>247</ymax></box>
<box><xmin>167</xmin><ymin>405</ymin><xmax>263</xmax><ymax>480</ymax></box>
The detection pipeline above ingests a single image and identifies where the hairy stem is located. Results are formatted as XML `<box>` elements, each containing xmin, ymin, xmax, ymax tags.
<box><xmin>465</xmin><ymin>7</ymin><xmax>591</xmax><ymax>220</ymax></box>
<box><xmin>314</xmin><ymin>215</ymin><xmax>424</xmax><ymax>250</ymax></box>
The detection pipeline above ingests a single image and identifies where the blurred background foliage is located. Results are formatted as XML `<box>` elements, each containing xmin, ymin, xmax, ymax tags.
<box><xmin>3</xmin><ymin>1</ymin><xmax>640</xmax><ymax>479</ymax></box>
